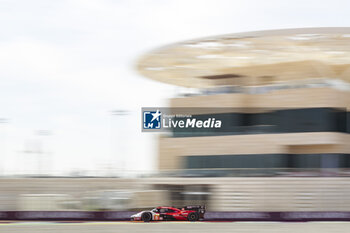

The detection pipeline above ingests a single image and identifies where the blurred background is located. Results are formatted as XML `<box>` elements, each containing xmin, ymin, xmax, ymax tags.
<box><xmin>1</xmin><ymin>0</ymin><xmax>350</xmax><ymax>224</ymax></box>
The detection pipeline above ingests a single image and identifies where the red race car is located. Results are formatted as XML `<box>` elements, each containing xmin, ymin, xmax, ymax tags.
<box><xmin>130</xmin><ymin>205</ymin><xmax>205</xmax><ymax>222</ymax></box>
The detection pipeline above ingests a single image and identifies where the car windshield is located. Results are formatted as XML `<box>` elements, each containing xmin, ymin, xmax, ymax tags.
<box><xmin>151</xmin><ymin>208</ymin><xmax>158</xmax><ymax>212</ymax></box>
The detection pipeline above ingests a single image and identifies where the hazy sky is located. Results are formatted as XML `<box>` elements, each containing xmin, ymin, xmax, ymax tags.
<box><xmin>0</xmin><ymin>0</ymin><xmax>349</xmax><ymax>176</ymax></box>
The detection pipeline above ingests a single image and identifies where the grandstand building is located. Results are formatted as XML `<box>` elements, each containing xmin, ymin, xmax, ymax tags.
<box><xmin>138</xmin><ymin>28</ymin><xmax>350</xmax><ymax>177</ymax></box>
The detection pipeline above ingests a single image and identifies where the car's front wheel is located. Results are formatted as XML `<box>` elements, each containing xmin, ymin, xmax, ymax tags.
<box><xmin>141</xmin><ymin>212</ymin><xmax>152</xmax><ymax>222</ymax></box>
<box><xmin>187</xmin><ymin>212</ymin><xmax>199</xmax><ymax>221</ymax></box>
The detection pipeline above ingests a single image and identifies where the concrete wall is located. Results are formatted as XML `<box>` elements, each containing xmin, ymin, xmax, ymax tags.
<box><xmin>144</xmin><ymin>177</ymin><xmax>350</xmax><ymax>211</ymax></box>
<box><xmin>0</xmin><ymin>178</ymin><xmax>143</xmax><ymax>211</ymax></box>
<box><xmin>1</xmin><ymin>177</ymin><xmax>350</xmax><ymax>211</ymax></box>
<box><xmin>158</xmin><ymin>133</ymin><xmax>350</xmax><ymax>170</ymax></box>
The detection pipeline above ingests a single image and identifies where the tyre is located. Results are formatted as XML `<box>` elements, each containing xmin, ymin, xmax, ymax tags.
<box><xmin>187</xmin><ymin>212</ymin><xmax>199</xmax><ymax>221</ymax></box>
<box><xmin>141</xmin><ymin>212</ymin><xmax>152</xmax><ymax>222</ymax></box>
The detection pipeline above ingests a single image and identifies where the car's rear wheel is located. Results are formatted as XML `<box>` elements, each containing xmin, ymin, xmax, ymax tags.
<box><xmin>141</xmin><ymin>212</ymin><xmax>152</xmax><ymax>222</ymax></box>
<box><xmin>187</xmin><ymin>212</ymin><xmax>199</xmax><ymax>221</ymax></box>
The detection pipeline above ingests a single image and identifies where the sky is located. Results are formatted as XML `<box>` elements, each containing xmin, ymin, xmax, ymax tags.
<box><xmin>0</xmin><ymin>0</ymin><xmax>349</xmax><ymax>176</ymax></box>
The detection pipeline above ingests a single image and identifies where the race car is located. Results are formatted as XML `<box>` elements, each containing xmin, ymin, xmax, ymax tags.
<box><xmin>130</xmin><ymin>205</ymin><xmax>205</xmax><ymax>222</ymax></box>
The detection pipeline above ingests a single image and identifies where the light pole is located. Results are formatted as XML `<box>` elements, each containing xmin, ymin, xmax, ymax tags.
<box><xmin>111</xmin><ymin>110</ymin><xmax>129</xmax><ymax>177</ymax></box>
<box><xmin>24</xmin><ymin>130</ymin><xmax>52</xmax><ymax>176</ymax></box>
<box><xmin>0</xmin><ymin>118</ymin><xmax>9</xmax><ymax>176</ymax></box>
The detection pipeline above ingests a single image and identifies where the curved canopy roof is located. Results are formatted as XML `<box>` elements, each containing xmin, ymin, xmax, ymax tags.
<box><xmin>137</xmin><ymin>28</ymin><xmax>350</xmax><ymax>88</ymax></box>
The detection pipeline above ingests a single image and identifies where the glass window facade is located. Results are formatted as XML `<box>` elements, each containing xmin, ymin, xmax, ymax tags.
<box><xmin>172</xmin><ymin>108</ymin><xmax>348</xmax><ymax>137</ymax></box>
<box><xmin>185</xmin><ymin>154</ymin><xmax>350</xmax><ymax>169</ymax></box>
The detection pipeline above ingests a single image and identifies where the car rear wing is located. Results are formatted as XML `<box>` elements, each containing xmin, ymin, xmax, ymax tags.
<box><xmin>183</xmin><ymin>205</ymin><xmax>206</xmax><ymax>214</ymax></box>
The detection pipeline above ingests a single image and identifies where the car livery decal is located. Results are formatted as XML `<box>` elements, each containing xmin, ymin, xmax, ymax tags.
<box><xmin>153</xmin><ymin>214</ymin><xmax>160</xmax><ymax>220</ymax></box>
